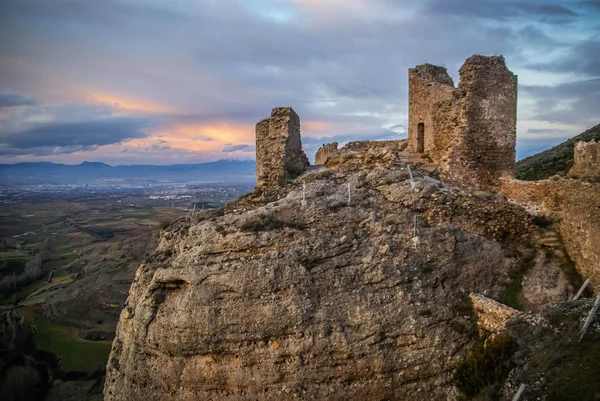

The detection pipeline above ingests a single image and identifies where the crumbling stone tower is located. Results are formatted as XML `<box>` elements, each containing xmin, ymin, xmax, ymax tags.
<box><xmin>255</xmin><ymin>107</ymin><xmax>309</xmax><ymax>189</ymax></box>
<box><xmin>408</xmin><ymin>55</ymin><xmax>518</xmax><ymax>189</ymax></box>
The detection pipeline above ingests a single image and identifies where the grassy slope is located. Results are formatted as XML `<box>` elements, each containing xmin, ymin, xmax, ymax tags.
<box><xmin>34</xmin><ymin>316</ymin><xmax>112</xmax><ymax>372</ymax></box>
<box><xmin>516</xmin><ymin>123</ymin><xmax>600</xmax><ymax>181</ymax></box>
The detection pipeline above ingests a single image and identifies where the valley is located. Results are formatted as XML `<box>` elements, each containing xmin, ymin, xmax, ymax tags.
<box><xmin>0</xmin><ymin>181</ymin><xmax>253</xmax><ymax>400</ymax></box>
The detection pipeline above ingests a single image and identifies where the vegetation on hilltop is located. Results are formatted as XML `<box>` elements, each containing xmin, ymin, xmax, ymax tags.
<box><xmin>516</xmin><ymin>123</ymin><xmax>600</xmax><ymax>181</ymax></box>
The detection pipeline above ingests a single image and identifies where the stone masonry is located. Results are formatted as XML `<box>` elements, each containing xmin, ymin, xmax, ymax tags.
<box><xmin>500</xmin><ymin>175</ymin><xmax>600</xmax><ymax>294</ymax></box>
<box><xmin>469</xmin><ymin>293</ymin><xmax>520</xmax><ymax>334</ymax></box>
<box><xmin>408</xmin><ymin>64</ymin><xmax>455</xmax><ymax>159</ymax></box>
<box><xmin>314</xmin><ymin>142</ymin><xmax>338</xmax><ymax>165</ymax></box>
<box><xmin>569</xmin><ymin>140</ymin><xmax>600</xmax><ymax>179</ymax></box>
<box><xmin>255</xmin><ymin>107</ymin><xmax>309</xmax><ymax>189</ymax></box>
<box><xmin>408</xmin><ymin>55</ymin><xmax>518</xmax><ymax>189</ymax></box>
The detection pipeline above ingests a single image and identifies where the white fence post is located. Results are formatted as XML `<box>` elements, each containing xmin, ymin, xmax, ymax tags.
<box><xmin>579</xmin><ymin>293</ymin><xmax>600</xmax><ymax>343</ymax></box>
<box><xmin>512</xmin><ymin>384</ymin><xmax>526</xmax><ymax>401</ymax></box>
<box><xmin>407</xmin><ymin>164</ymin><xmax>415</xmax><ymax>188</ymax></box>
<box><xmin>573</xmin><ymin>278</ymin><xmax>590</xmax><ymax>301</ymax></box>
<box><xmin>413</xmin><ymin>214</ymin><xmax>418</xmax><ymax>237</ymax></box>
<box><xmin>347</xmin><ymin>182</ymin><xmax>351</xmax><ymax>205</ymax></box>
<box><xmin>301</xmin><ymin>182</ymin><xmax>307</xmax><ymax>207</ymax></box>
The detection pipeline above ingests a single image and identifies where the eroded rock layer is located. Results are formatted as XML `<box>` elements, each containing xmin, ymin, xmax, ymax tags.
<box><xmin>105</xmin><ymin>143</ymin><xmax>544</xmax><ymax>400</ymax></box>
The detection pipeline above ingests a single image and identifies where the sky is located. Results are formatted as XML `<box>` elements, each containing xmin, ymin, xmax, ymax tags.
<box><xmin>0</xmin><ymin>0</ymin><xmax>599</xmax><ymax>165</ymax></box>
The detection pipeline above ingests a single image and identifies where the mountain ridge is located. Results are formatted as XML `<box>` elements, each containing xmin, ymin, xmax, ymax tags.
<box><xmin>516</xmin><ymin>123</ymin><xmax>600</xmax><ymax>180</ymax></box>
<box><xmin>0</xmin><ymin>159</ymin><xmax>257</xmax><ymax>184</ymax></box>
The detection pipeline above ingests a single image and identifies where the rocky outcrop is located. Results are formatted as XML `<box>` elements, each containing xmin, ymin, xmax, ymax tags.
<box><xmin>469</xmin><ymin>293</ymin><xmax>520</xmax><ymax>334</ymax></box>
<box><xmin>569</xmin><ymin>140</ymin><xmax>600</xmax><ymax>179</ymax></box>
<box><xmin>314</xmin><ymin>142</ymin><xmax>338</xmax><ymax>165</ymax></box>
<box><xmin>500</xmin><ymin>177</ymin><xmax>600</xmax><ymax>293</ymax></box>
<box><xmin>500</xmin><ymin>299</ymin><xmax>600</xmax><ymax>400</ymax></box>
<box><xmin>105</xmin><ymin>143</ymin><xmax>551</xmax><ymax>400</ymax></box>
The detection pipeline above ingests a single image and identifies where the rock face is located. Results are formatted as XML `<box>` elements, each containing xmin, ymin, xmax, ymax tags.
<box><xmin>105</xmin><ymin>143</ymin><xmax>543</xmax><ymax>400</ymax></box>
<box><xmin>500</xmin><ymin>176</ymin><xmax>600</xmax><ymax>293</ymax></box>
<box><xmin>314</xmin><ymin>142</ymin><xmax>338</xmax><ymax>165</ymax></box>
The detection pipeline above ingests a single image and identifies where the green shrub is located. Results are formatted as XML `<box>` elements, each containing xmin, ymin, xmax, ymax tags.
<box><xmin>455</xmin><ymin>334</ymin><xmax>515</xmax><ymax>398</ymax></box>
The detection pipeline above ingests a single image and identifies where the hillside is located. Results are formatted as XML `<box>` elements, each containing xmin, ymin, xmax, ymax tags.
<box><xmin>516</xmin><ymin>124</ymin><xmax>600</xmax><ymax>181</ymax></box>
<box><xmin>104</xmin><ymin>142</ymin><xmax>585</xmax><ymax>400</ymax></box>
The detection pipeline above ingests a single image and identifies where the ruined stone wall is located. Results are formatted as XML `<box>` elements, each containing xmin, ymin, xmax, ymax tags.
<box><xmin>314</xmin><ymin>142</ymin><xmax>338</xmax><ymax>165</ymax></box>
<box><xmin>255</xmin><ymin>107</ymin><xmax>309</xmax><ymax>189</ymax></box>
<box><xmin>469</xmin><ymin>293</ymin><xmax>520</xmax><ymax>334</ymax></box>
<box><xmin>255</xmin><ymin>119</ymin><xmax>271</xmax><ymax>188</ymax></box>
<box><xmin>408</xmin><ymin>55</ymin><xmax>517</xmax><ymax>190</ymax></box>
<box><xmin>499</xmin><ymin>177</ymin><xmax>600</xmax><ymax>293</ymax></box>
<box><xmin>569</xmin><ymin>140</ymin><xmax>600</xmax><ymax>179</ymax></box>
<box><xmin>443</xmin><ymin>56</ymin><xmax>517</xmax><ymax>188</ymax></box>
<box><xmin>408</xmin><ymin>64</ymin><xmax>455</xmax><ymax>158</ymax></box>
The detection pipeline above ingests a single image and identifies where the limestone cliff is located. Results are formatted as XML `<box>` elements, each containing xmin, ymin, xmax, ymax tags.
<box><xmin>104</xmin><ymin>142</ymin><xmax>570</xmax><ymax>400</ymax></box>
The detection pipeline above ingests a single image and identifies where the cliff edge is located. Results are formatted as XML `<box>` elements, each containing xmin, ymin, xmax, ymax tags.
<box><xmin>104</xmin><ymin>142</ymin><xmax>558</xmax><ymax>400</ymax></box>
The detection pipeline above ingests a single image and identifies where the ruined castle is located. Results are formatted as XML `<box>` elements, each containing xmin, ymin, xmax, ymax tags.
<box><xmin>251</xmin><ymin>54</ymin><xmax>600</xmax><ymax>292</ymax></box>
<box><xmin>106</xmin><ymin>54</ymin><xmax>600</xmax><ymax>401</ymax></box>
<box><xmin>408</xmin><ymin>55</ymin><xmax>518</xmax><ymax>188</ymax></box>
<box><xmin>255</xmin><ymin>55</ymin><xmax>518</xmax><ymax>190</ymax></box>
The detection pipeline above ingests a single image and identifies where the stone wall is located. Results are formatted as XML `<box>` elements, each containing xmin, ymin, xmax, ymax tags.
<box><xmin>255</xmin><ymin>107</ymin><xmax>309</xmax><ymax>189</ymax></box>
<box><xmin>407</xmin><ymin>64</ymin><xmax>455</xmax><ymax>159</ymax></box>
<box><xmin>314</xmin><ymin>142</ymin><xmax>338</xmax><ymax>165</ymax></box>
<box><xmin>569</xmin><ymin>140</ymin><xmax>600</xmax><ymax>179</ymax></box>
<box><xmin>469</xmin><ymin>293</ymin><xmax>520</xmax><ymax>334</ymax></box>
<box><xmin>499</xmin><ymin>177</ymin><xmax>600</xmax><ymax>293</ymax></box>
<box><xmin>408</xmin><ymin>55</ymin><xmax>518</xmax><ymax>189</ymax></box>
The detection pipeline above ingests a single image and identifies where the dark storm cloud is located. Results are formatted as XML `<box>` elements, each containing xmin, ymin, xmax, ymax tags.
<box><xmin>0</xmin><ymin>92</ymin><xmax>35</xmax><ymax>108</ymax></box>
<box><xmin>302</xmin><ymin>130</ymin><xmax>402</xmax><ymax>146</ymax></box>
<box><xmin>425</xmin><ymin>0</ymin><xmax>577</xmax><ymax>21</ymax></box>
<box><xmin>0</xmin><ymin>117</ymin><xmax>151</xmax><ymax>150</ymax></box>
<box><xmin>521</xmin><ymin>78</ymin><xmax>600</xmax><ymax>125</ymax></box>
<box><xmin>526</xmin><ymin>39</ymin><xmax>600</xmax><ymax>76</ymax></box>
<box><xmin>526</xmin><ymin>128</ymin><xmax>571</xmax><ymax>136</ymax></box>
<box><xmin>0</xmin><ymin>144</ymin><xmax>99</xmax><ymax>157</ymax></box>
<box><xmin>0</xmin><ymin>0</ymin><xmax>598</xmax><ymax>163</ymax></box>
<box><xmin>581</xmin><ymin>0</ymin><xmax>600</xmax><ymax>9</ymax></box>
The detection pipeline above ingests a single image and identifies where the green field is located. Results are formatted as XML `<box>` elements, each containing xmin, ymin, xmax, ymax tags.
<box><xmin>0</xmin><ymin>250</ymin><xmax>29</xmax><ymax>259</ymax></box>
<box><xmin>34</xmin><ymin>316</ymin><xmax>112</xmax><ymax>372</ymax></box>
<box><xmin>0</xmin><ymin>279</ymin><xmax>47</xmax><ymax>305</ymax></box>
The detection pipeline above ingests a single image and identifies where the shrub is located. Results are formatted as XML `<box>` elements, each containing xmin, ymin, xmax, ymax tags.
<box><xmin>159</xmin><ymin>219</ymin><xmax>173</xmax><ymax>230</ymax></box>
<box><xmin>241</xmin><ymin>214</ymin><xmax>306</xmax><ymax>232</ymax></box>
<box><xmin>455</xmin><ymin>334</ymin><xmax>516</xmax><ymax>398</ymax></box>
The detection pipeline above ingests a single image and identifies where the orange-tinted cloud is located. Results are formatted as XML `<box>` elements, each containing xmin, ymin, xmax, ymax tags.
<box><xmin>124</xmin><ymin>121</ymin><xmax>255</xmax><ymax>153</ymax></box>
<box><xmin>87</xmin><ymin>91</ymin><xmax>178</xmax><ymax>115</ymax></box>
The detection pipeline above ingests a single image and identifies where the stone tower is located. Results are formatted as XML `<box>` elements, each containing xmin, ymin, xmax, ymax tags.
<box><xmin>408</xmin><ymin>55</ymin><xmax>518</xmax><ymax>189</ymax></box>
<box><xmin>255</xmin><ymin>107</ymin><xmax>309</xmax><ymax>189</ymax></box>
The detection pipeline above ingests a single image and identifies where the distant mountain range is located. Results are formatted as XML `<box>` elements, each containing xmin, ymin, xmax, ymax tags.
<box><xmin>0</xmin><ymin>159</ymin><xmax>257</xmax><ymax>185</ymax></box>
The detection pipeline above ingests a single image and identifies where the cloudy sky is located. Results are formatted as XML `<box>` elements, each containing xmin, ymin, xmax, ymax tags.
<box><xmin>0</xmin><ymin>0</ymin><xmax>599</xmax><ymax>165</ymax></box>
